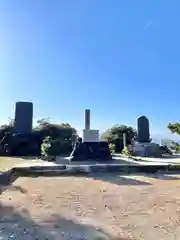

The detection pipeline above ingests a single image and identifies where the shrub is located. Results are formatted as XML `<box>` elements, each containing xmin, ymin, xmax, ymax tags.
<box><xmin>109</xmin><ymin>143</ymin><xmax>116</xmax><ymax>153</ymax></box>
<box><xmin>50</xmin><ymin>138</ymin><xmax>72</xmax><ymax>155</ymax></box>
<box><xmin>121</xmin><ymin>146</ymin><xmax>131</xmax><ymax>156</ymax></box>
<box><xmin>41</xmin><ymin>136</ymin><xmax>52</xmax><ymax>157</ymax></box>
<box><xmin>175</xmin><ymin>145</ymin><xmax>180</xmax><ymax>152</ymax></box>
<box><xmin>41</xmin><ymin>136</ymin><xmax>73</xmax><ymax>158</ymax></box>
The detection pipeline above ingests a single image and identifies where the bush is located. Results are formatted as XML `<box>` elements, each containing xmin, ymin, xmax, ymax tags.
<box><xmin>175</xmin><ymin>145</ymin><xmax>180</xmax><ymax>152</ymax></box>
<box><xmin>41</xmin><ymin>136</ymin><xmax>73</xmax><ymax>158</ymax></box>
<box><xmin>121</xmin><ymin>146</ymin><xmax>131</xmax><ymax>156</ymax></box>
<box><xmin>41</xmin><ymin>136</ymin><xmax>52</xmax><ymax>157</ymax></box>
<box><xmin>50</xmin><ymin>138</ymin><xmax>72</xmax><ymax>155</ymax></box>
<box><xmin>109</xmin><ymin>143</ymin><xmax>116</xmax><ymax>153</ymax></box>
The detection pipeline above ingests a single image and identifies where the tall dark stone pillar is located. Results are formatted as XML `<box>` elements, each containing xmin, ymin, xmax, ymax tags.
<box><xmin>137</xmin><ymin>116</ymin><xmax>150</xmax><ymax>143</ymax></box>
<box><xmin>14</xmin><ymin>102</ymin><xmax>33</xmax><ymax>133</ymax></box>
<box><xmin>85</xmin><ymin>109</ymin><xmax>90</xmax><ymax>130</ymax></box>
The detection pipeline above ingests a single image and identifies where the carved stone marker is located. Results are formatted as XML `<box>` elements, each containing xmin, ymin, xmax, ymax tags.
<box><xmin>123</xmin><ymin>133</ymin><xmax>127</xmax><ymax>148</ymax></box>
<box><xmin>14</xmin><ymin>102</ymin><xmax>33</xmax><ymax>133</ymax></box>
<box><xmin>85</xmin><ymin>109</ymin><xmax>90</xmax><ymax>130</ymax></box>
<box><xmin>70</xmin><ymin>109</ymin><xmax>111</xmax><ymax>161</ymax></box>
<box><xmin>83</xmin><ymin>109</ymin><xmax>99</xmax><ymax>142</ymax></box>
<box><xmin>137</xmin><ymin>116</ymin><xmax>150</xmax><ymax>143</ymax></box>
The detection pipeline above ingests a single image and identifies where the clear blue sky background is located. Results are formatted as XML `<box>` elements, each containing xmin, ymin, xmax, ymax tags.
<box><xmin>0</xmin><ymin>1</ymin><xmax>179</xmax><ymax>139</ymax></box>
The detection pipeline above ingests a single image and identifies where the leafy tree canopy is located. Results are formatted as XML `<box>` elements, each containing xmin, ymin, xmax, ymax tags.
<box><xmin>101</xmin><ymin>124</ymin><xmax>137</xmax><ymax>143</ymax></box>
<box><xmin>168</xmin><ymin>122</ymin><xmax>180</xmax><ymax>135</ymax></box>
<box><xmin>0</xmin><ymin>117</ymin><xmax>77</xmax><ymax>141</ymax></box>
<box><xmin>33</xmin><ymin>118</ymin><xmax>77</xmax><ymax>139</ymax></box>
<box><xmin>0</xmin><ymin>118</ymin><xmax>15</xmax><ymax>139</ymax></box>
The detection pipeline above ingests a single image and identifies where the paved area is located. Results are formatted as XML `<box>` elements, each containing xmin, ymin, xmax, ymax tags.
<box><xmin>56</xmin><ymin>156</ymin><xmax>134</xmax><ymax>165</ymax></box>
<box><xmin>132</xmin><ymin>156</ymin><xmax>180</xmax><ymax>164</ymax></box>
<box><xmin>1</xmin><ymin>174</ymin><xmax>180</xmax><ymax>239</ymax></box>
<box><xmin>15</xmin><ymin>160</ymin><xmax>57</xmax><ymax>168</ymax></box>
<box><xmin>0</xmin><ymin>157</ymin><xmax>53</xmax><ymax>172</ymax></box>
<box><xmin>1</xmin><ymin>156</ymin><xmax>180</xmax><ymax>178</ymax></box>
<box><xmin>113</xmin><ymin>154</ymin><xmax>180</xmax><ymax>165</ymax></box>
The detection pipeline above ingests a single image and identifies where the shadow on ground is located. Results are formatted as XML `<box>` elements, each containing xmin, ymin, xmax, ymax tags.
<box><xmin>15</xmin><ymin>172</ymin><xmax>152</xmax><ymax>186</ymax></box>
<box><xmin>88</xmin><ymin>173</ymin><xmax>152</xmax><ymax>185</ymax></box>
<box><xmin>0</xmin><ymin>203</ymin><xmax>128</xmax><ymax>239</ymax></box>
<box><xmin>1</xmin><ymin>171</ymin><xmax>180</xmax><ymax>239</ymax></box>
<box><xmin>2</xmin><ymin>167</ymin><xmax>180</xmax><ymax>200</ymax></box>
<box><xmin>65</xmin><ymin>172</ymin><xmax>180</xmax><ymax>185</ymax></box>
<box><xmin>0</xmin><ymin>171</ymin><xmax>19</xmax><ymax>195</ymax></box>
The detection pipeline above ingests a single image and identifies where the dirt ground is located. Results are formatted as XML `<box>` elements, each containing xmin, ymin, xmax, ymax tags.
<box><xmin>0</xmin><ymin>157</ymin><xmax>25</xmax><ymax>171</ymax></box>
<box><xmin>0</xmin><ymin>157</ymin><xmax>47</xmax><ymax>171</ymax></box>
<box><xmin>1</xmin><ymin>174</ymin><xmax>180</xmax><ymax>239</ymax></box>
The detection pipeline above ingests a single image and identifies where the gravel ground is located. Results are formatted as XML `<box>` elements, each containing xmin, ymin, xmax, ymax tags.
<box><xmin>1</xmin><ymin>174</ymin><xmax>180</xmax><ymax>239</ymax></box>
<box><xmin>0</xmin><ymin>157</ymin><xmax>50</xmax><ymax>172</ymax></box>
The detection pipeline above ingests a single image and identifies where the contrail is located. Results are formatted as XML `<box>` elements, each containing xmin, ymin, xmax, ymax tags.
<box><xmin>144</xmin><ymin>20</ymin><xmax>153</xmax><ymax>29</ymax></box>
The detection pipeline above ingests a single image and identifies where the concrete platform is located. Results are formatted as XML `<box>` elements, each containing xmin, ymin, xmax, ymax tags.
<box><xmin>1</xmin><ymin>162</ymin><xmax>180</xmax><ymax>189</ymax></box>
<box><xmin>113</xmin><ymin>154</ymin><xmax>180</xmax><ymax>164</ymax></box>
<box><xmin>2</xmin><ymin>156</ymin><xmax>180</xmax><ymax>187</ymax></box>
<box><xmin>12</xmin><ymin>163</ymin><xmax>180</xmax><ymax>177</ymax></box>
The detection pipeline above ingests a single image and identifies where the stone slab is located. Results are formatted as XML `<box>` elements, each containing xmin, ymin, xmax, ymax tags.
<box><xmin>82</xmin><ymin>129</ymin><xmax>99</xmax><ymax>142</ymax></box>
<box><xmin>13</xmin><ymin>163</ymin><xmax>180</xmax><ymax>176</ymax></box>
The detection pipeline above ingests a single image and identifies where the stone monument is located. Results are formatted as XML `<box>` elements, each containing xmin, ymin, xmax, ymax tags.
<box><xmin>14</xmin><ymin>101</ymin><xmax>33</xmax><ymax>133</ymax></box>
<box><xmin>137</xmin><ymin>116</ymin><xmax>150</xmax><ymax>143</ymax></box>
<box><xmin>130</xmin><ymin>116</ymin><xmax>160</xmax><ymax>157</ymax></box>
<box><xmin>123</xmin><ymin>133</ymin><xmax>127</xmax><ymax>148</ymax></box>
<box><xmin>85</xmin><ymin>109</ymin><xmax>90</xmax><ymax>130</ymax></box>
<box><xmin>83</xmin><ymin>109</ymin><xmax>100</xmax><ymax>142</ymax></box>
<box><xmin>70</xmin><ymin>109</ymin><xmax>112</xmax><ymax>161</ymax></box>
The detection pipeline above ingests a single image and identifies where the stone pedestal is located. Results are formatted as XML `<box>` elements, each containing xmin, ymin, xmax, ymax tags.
<box><xmin>83</xmin><ymin>129</ymin><xmax>99</xmax><ymax>142</ymax></box>
<box><xmin>70</xmin><ymin>141</ymin><xmax>112</xmax><ymax>161</ymax></box>
<box><xmin>130</xmin><ymin>142</ymin><xmax>161</xmax><ymax>157</ymax></box>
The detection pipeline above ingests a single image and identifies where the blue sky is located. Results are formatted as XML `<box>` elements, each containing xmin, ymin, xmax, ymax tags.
<box><xmin>0</xmin><ymin>1</ymin><xmax>180</xmax><ymax>139</ymax></box>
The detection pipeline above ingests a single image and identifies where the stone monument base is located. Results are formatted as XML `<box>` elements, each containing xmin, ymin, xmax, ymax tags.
<box><xmin>82</xmin><ymin>129</ymin><xmax>99</xmax><ymax>142</ymax></box>
<box><xmin>130</xmin><ymin>142</ymin><xmax>161</xmax><ymax>157</ymax></box>
<box><xmin>70</xmin><ymin>141</ymin><xmax>112</xmax><ymax>161</ymax></box>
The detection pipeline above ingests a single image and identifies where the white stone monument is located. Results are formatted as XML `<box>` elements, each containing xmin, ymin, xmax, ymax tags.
<box><xmin>82</xmin><ymin>109</ymin><xmax>100</xmax><ymax>142</ymax></box>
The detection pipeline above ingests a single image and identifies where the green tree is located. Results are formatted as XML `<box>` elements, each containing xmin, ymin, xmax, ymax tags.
<box><xmin>0</xmin><ymin>116</ymin><xmax>77</xmax><ymax>156</ymax></box>
<box><xmin>33</xmin><ymin>118</ymin><xmax>76</xmax><ymax>138</ymax></box>
<box><xmin>168</xmin><ymin>122</ymin><xmax>180</xmax><ymax>135</ymax></box>
<box><xmin>101</xmin><ymin>125</ymin><xmax>137</xmax><ymax>153</ymax></box>
<box><xmin>36</xmin><ymin>118</ymin><xmax>51</xmax><ymax>128</ymax></box>
<box><xmin>175</xmin><ymin>145</ymin><xmax>180</xmax><ymax>152</ymax></box>
<box><xmin>34</xmin><ymin>119</ymin><xmax>77</xmax><ymax>154</ymax></box>
<box><xmin>0</xmin><ymin>118</ymin><xmax>15</xmax><ymax>140</ymax></box>
<box><xmin>7</xmin><ymin>117</ymin><xmax>15</xmax><ymax>127</ymax></box>
<box><xmin>34</xmin><ymin>121</ymin><xmax>76</xmax><ymax>139</ymax></box>
<box><xmin>101</xmin><ymin>125</ymin><xmax>136</xmax><ymax>142</ymax></box>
